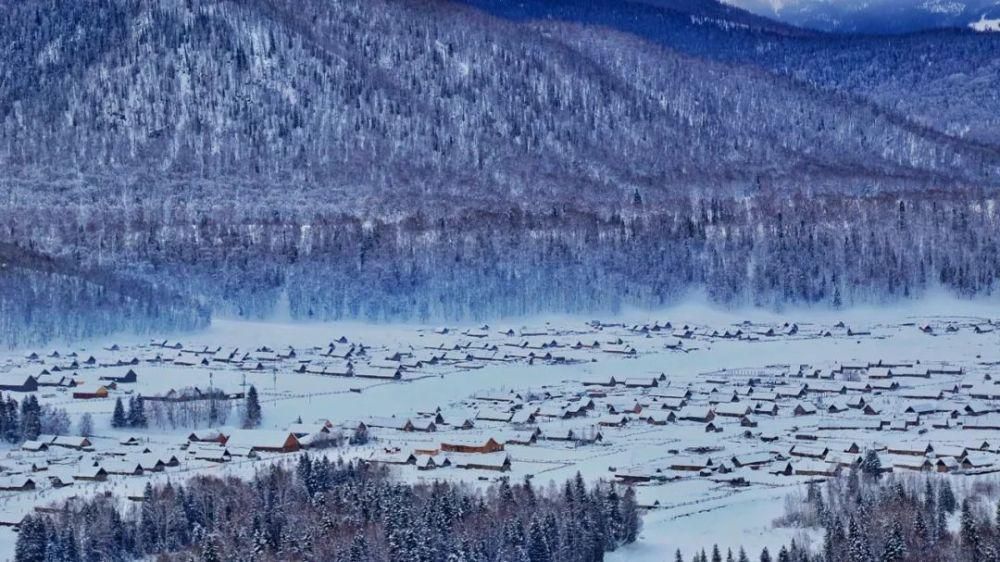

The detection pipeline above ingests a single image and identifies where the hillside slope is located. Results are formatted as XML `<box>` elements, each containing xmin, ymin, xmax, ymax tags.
<box><xmin>0</xmin><ymin>0</ymin><xmax>997</xmax><ymax>213</ymax></box>
<box><xmin>462</xmin><ymin>0</ymin><xmax>1000</xmax><ymax>146</ymax></box>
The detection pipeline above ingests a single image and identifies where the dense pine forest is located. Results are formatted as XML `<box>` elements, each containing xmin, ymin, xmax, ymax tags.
<box><xmin>1</xmin><ymin>0</ymin><xmax>999</xmax><ymax>347</ymax></box>
<box><xmin>722</xmin><ymin>457</ymin><xmax>1000</xmax><ymax>562</ymax></box>
<box><xmin>13</xmin><ymin>455</ymin><xmax>640</xmax><ymax>562</ymax></box>
<box><xmin>6</xmin><ymin>191</ymin><xmax>1000</xmax><ymax>346</ymax></box>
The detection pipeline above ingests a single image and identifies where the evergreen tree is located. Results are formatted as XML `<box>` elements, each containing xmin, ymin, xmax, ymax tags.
<box><xmin>737</xmin><ymin>547</ymin><xmax>750</xmax><ymax>562</ymax></box>
<box><xmin>20</xmin><ymin>395</ymin><xmax>41</xmax><ymax>442</ymax></box>
<box><xmin>243</xmin><ymin>385</ymin><xmax>262</xmax><ymax>428</ymax></box>
<box><xmin>759</xmin><ymin>547</ymin><xmax>771</xmax><ymax>562</ymax></box>
<box><xmin>208</xmin><ymin>397</ymin><xmax>219</xmax><ymax>426</ymax></box>
<box><xmin>14</xmin><ymin>515</ymin><xmax>47</xmax><ymax>562</ymax></box>
<box><xmin>297</xmin><ymin>453</ymin><xmax>314</xmax><ymax>495</ymax></box>
<box><xmin>961</xmin><ymin>499</ymin><xmax>982</xmax><ymax>562</ymax></box>
<box><xmin>127</xmin><ymin>396</ymin><xmax>147</xmax><ymax>428</ymax></box>
<box><xmin>111</xmin><ymin>397</ymin><xmax>126</xmax><ymax>428</ymax></box>
<box><xmin>60</xmin><ymin>527</ymin><xmax>79</xmax><ymax>562</ymax></box>
<box><xmin>848</xmin><ymin>516</ymin><xmax>872</xmax><ymax>562</ymax></box>
<box><xmin>913</xmin><ymin>507</ymin><xmax>928</xmax><ymax>548</ymax></box>
<box><xmin>347</xmin><ymin>533</ymin><xmax>368</xmax><ymax>562</ymax></box>
<box><xmin>675</xmin><ymin>549</ymin><xmax>684</xmax><ymax>562</ymax></box>
<box><xmin>527</xmin><ymin>517</ymin><xmax>550</xmax><ymax>562</ymax></box>
<box><xmin>712</xmin><ymin>544</ymin><xmax>723</xmax><ymax>562</ymax></box>
<box><xmin>859</xmin><ymin>449</ymin><xmax>882</xmax><ymax>481</ymax></box>
<box><xmin>996</xmin><ymin>498</ymin><xmax>1000</xmax><ymax>533</ymax></box>
<box><xmin>523</xmin><ymin>475</ymin><xmax>536</xmax><ymax>507</ymax></box>
<box><xmin>880</xmin><ymin>522</ymin><xmax>905</xmax><ymax>562</ymax></box>
<box><xmin>605</xmin><ymin>486</ymin><xmax>624</xmax><ymax>547</ymax></box>
<box><xmin>0</xmin><ymin>394</ymin><xmax>10</xmax><ymax>443</ymax></box>
<box><xmin>622</xmin><ymin>486</ymin><xmax>640</xmax><ymax>544</ymax></box>
<box><xmin>5</xmin><ymin>397</ymin><xmax>19</xmax><ymax>444</ymax></box>
<box><xmin>939</xmin><ymin>480</ymin><xmax>957</xmax><ymax>514</ymax></box>
<box><xmin>200</xmin><ymin>532</ymin><xmax>220</xmax><ymax>562</ymax></box>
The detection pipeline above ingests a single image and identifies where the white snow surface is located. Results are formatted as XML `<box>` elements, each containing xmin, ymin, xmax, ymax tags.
<box><xmin>2</xmin><ymin>296</ymin><xmax>1000</xmax><ymax>558</ymax></box>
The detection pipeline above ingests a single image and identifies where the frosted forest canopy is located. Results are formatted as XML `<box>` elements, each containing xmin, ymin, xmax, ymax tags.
<box><xmin>1</xmin><ymin>0</ymin><xmax>999</xmax><ymax>347</ymax></box>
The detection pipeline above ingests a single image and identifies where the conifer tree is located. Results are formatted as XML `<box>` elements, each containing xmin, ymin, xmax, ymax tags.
<box><xmin>127</xmin><ymin>395</ymin><xmax>147</xmax><ymax>428</ymax></box>
<box><xmin>622</xmin><ymin>486</ymin><xmax>640</xmax><ymax>544</ymax></box>
<box><xmin>939</xmin><ymin>480</ymin><xmax>957</xmax><ymax>514</ymax></box>
<box><xmin>859</xmin><ymin>449</ymin><xmax>882</xmax><ymax>481</ymax></box>
<box><xmin>243</xmin><ymin>385</ymin><xmax>262</xmax><ymax>428</ymax></box>
<box><xmin>527</xmin><ymin>517</ymin><xmax>550</xmax><ymax>562</ymax></box>
<box><xmin>19</xmin><ymin>395</ymin><xmax>41</xmax><ymax>441</ymax></box>
<box><xmin>111</xmin><ymin>397</ymin><xmax>126</xmax><ymax>428</ymax></box>
<box><xmin>881</xmin><ymin>522</ymin><xmax>905</xmax><ymax>562</ymax></box>
<box><xmin>961</xmin><ymin>499</ymin><xmax>982</xmax><ymax>562</ymax></box>
<box><xmin>848</xmin><ymin>516</ymin><xmax>872</xmax><ymax>562</ymax></box>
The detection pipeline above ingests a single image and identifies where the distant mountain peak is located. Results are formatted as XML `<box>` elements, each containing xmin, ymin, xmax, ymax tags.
<box><xmin>724</xmin><ymin>0</ymin><xmax>1000</xmax><ymax>32</ymax></box>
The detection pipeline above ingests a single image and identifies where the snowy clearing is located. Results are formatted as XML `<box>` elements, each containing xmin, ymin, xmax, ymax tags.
<box><xmin>2</xmin><ymin>299</ymin><xmax>1000</xmax><ymax>557</ymax></box>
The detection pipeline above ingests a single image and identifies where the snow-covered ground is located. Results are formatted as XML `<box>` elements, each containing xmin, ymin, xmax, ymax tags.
<box><xmin>2</xmin><ymin>297</ymin><xmax>1000</xmax><ymax>559</ymax></box>
<box><xmin>970</xmin><ymin>15</ymin><xmax>1000</xmax><ymax>31</ymax></box>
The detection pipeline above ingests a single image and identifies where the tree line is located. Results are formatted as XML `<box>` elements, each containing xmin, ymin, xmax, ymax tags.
<box><xmin>0</xmin><ymin>392</ymin><xmax>69</xmax><ymax>443</ymax></box>
<box><xmin>14</xmin><ymin>455</ymin><xmax>640</xmax><ymax>562</ymax></box>
<box><xmin>723</xmin><ymin>452</ymin><xmax>1000</xmax><ymax>562</ymax></box>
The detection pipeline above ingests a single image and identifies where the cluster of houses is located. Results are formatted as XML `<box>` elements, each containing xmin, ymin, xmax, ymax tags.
<box><xmin>349</xmin><ymin>351</ymin><xmax>1000</xmax><ymax>484</ymax></box>
<box><xmin>0</xmin><ymin>423</ymin><xmax>340</xmax><ymax>498</ymax></box>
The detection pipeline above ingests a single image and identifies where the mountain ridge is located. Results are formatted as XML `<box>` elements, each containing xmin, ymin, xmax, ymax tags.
<box><xmin>0</xmin><ymin>0</ymin><xmax>997</xmax><ymax>210</ymax></box>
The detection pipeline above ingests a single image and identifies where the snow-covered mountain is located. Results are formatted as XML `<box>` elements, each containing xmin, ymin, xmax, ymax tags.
<box><xmin>971</xmin><ymin>14</ymin><xmax>1000</xmax><ymax>29</ymax></box>
<box><xmin>724</xmin><ymin>0</ymin><xmax>1000</xmax><ymax>33</ymax></box>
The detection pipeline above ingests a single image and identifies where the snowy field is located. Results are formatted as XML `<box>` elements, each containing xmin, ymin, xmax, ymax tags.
<box><xmin>3</xmin><ymin>298</ymin><xmax>1000</xmax><ymax>558</ymax></box>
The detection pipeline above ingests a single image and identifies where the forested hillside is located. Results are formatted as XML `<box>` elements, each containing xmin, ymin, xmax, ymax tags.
<box><xmin>1</xmin><ymin>0</ymin><xmax>996</xmax><ymax>202</ymax></box>
<box><xmin>463</xmin><ymin>0</ymin><xmax>1000</xmax><ymax>145</ymax></box>
<box><xmin>1</xmin><ymin>0</ymin><xmax>999</xmax><ymax>345</ymax></box>
<box><xmin>12</xmin><ymin>456</ymin><xmax>640</xmax><ymax>561</ymax></box>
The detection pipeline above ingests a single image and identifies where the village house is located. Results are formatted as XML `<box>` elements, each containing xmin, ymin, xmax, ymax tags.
<box><xmin>49</xmin><ymin>435</ymin><xmax>91</xmax><ymax>451</ymax></box>
<box><xmin>73</xmin><ymin>466</ymin><xmax>108</xmax><ymax>482</ymax></box>
<box><xmin>72</xmin><ymin>385</ymin><xmax>110</xmax><ymax>399</ymax></box>
<box><xmin>789</xmin><ymin>444</ymin><xmax>828</xmax><ymax>459</ymax></box>
<box><xmin>598</xmin><ymin>414</ymin><xmax>630</xmax><ymax>427</ymax></box>
<box><xmin>676</xmin><ymin>406</ymin><xmax>715</xmax><ymax>423</ymax></box>
<box><xmin>714</xmin><ymin>403</ymin><xmax>753</xmax><ymax>418</ymax></box>
<box><xmin>0</xmin><ymin>375</ymin><xmax>39</xmax><ymax>393</ymax></box>
<box><xmin>886</xmin><ymin>442</ymin><xmax>933</xmax><ymax>456</ymax></box>
<box><xmin>99</xmin><ymin>369</ymin><xmax>138</xmax><ymax>384</ymax></box>
<box><xmin>368</xmin><ymin>451</ymin><xmax>418</xmax><ymax>466</ymax></box>
<box><xmin>935</xmin><ymin>457</ymin><xmax>960</xmax><ymax>473</ymax></box>
<box><xmin>362</xmin><ymin>417</ymin><xmax>416</xmax><ymax>432</ymax></box>
<box><xmin>731</xmin><ymin>452</ymin><xmax>773</xmax><ymax>469</ymax></box>
<box><xmin>0</xmin><ymin>476</ymin><xmax>36</xmax><ymax>491</ymax></box>
<box><xmin>892</xmin><ymin>456</ymin><xmax>933</xmax><ymax>472</ymax></box>
<box><xmin>792</xmin><ymin>402</ymin><xmax>817</xmax><ymax>416</ymax></box>
<box><xmin>103</xmin><ymin>460</ymin><xmax>144</xmax><ymax>476</ymax></box>
<box><xmin>224</xmin><ymin>430</ymin><xmax>301</xmax><ymax>453</ymax></box>
<box><xmin>963</xmin><ymin>415</ymin><xmax>1000</xmax><ymax>430</ymax></box>
<box><xmin>793</xmin><ymin>460</ymin><xmax>841</xmax><ymax>477</ymax></box>
<box><xmin>354</xmin><ymin>366</ymin><xmax>402</xmax><ymax>380</ymax></box>
<box><xmin>668</xmin><ymin>457</ymin><xmax>714</xmax><ymax>472</ymax></box>
<box><xmin>450</xmin><ymin>452</ymin><xmax>511</xmax><ymax>472</ymax></box>
<box><xmin>440</xmin><ymin>437</ymin><xmax>504</xmax><ymax>454</ymax></box>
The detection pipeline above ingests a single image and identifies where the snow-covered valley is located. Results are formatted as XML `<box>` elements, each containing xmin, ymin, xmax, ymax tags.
<box><xmin>3</xmin><ymin>300</ymin><xmax>1000</xmax><ymax>558</ymax></box>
